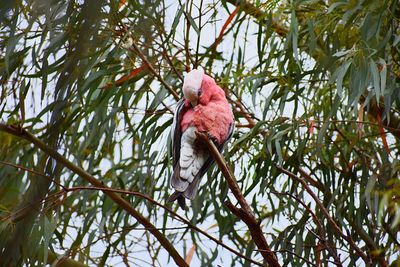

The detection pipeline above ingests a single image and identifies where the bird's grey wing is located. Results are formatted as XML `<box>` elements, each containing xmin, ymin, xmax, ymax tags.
<box><xmin>170</xmin><ymin>99</ymin><xmax>191</xmax><ymax>194</ymax></box>
<box><xmin>184</xmin><ymin>122</ymin><xmax>235</xmax><ymax>199</ymax></box>
<box><xmin>171</xmin><ymin>98</ymin><xmax>186</xmax><ymax>168</ymax></box>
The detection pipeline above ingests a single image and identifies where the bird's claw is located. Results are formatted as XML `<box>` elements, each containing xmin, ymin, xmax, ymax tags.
<box><xmin>207</xmin><ymin>133</ymin><xmax>218</xmax><ymax>144</ymax></box>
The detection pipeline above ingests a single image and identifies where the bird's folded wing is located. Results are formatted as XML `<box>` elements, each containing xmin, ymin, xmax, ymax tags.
<box><xmin>171</xmin><ymin>98</ymin><xmax>186</xmax><ymax>168</ymax></box>
<box><xmin>184</xmin><ymin>122</ymin><xmax>235</xmax><ymax>199</ymax></box>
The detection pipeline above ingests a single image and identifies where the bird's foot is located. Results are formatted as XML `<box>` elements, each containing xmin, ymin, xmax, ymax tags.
<box><xmin>207</xmin><ymin>132</ymin><xmax>218</xmax><ymax>144</ymax></box>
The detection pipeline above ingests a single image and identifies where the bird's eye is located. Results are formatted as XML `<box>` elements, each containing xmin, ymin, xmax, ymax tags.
<box><xmin>198</xmin><ymin>89</ymin><xmax>202</xmax><ymax>96</ymax></box>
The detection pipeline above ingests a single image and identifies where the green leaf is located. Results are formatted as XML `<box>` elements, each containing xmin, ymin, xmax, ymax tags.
<box><xmin>327</xmin><ymin>2</ymin><xmax>346</xmax><ymax>13</ymax></box>
<box><xmin>332</xmin><ymin>60</ymin><xmax>352</xmax><ymax>98</ymax></box>
<box><xmin>378</xmin><ymin>58</ymin><xmax>387</xmax><ymax>96</ymax></box>
<box><xmin>290</xmin><ymin>9</ymin><xmax>299</xmax><ymax>63</ymax></box>
<box><xmin>369</xmin><ymin>59</ymin><xmax>380</xmax><ymax>101</ymax></box>
<box><xmin>185</xmin><ymin>11</ymin><xmax>199</xmax><ymax>34</ymax></box>
<box><xmin>168</xmin><ymin>5</ymin><xmax>184</xmax><ymax>40</ymax></box>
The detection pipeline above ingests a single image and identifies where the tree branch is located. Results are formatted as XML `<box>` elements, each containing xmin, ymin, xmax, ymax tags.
<box><xmin>274</xmin><ymin>165</ymin><xmax>373</xmax><ymax>265</ymax></box>
<box><xmin>362</xmin><ymin>96</ymin><xmax>400</xmax><ymax>139</ymax></box>
<box><xmin>226</xmin><ymin>0</ymin><xmax>288</xmax><ymax>36</ymax></box>
<box><xmin>272</xmin><ymin>191</ymin><xmax>343</xmax><ymax>266</ymax></box>
<box><xmin>227</xmin><ymin>0</ymin><xmax>400</xmax><ymax>142</ymax></box>
<box><xmin>196</xmin><ymin>131</ymin><xmax>281</xmax><ymax>267</ymax></box>
<box><xmin>0</xmin><ymin>147</ymin><xmax>263</xmax><ymax>266</ymax></box>
<box><xmin>0</xmin><ymin>123</ymin><xmax>188</xmax><ymax>267</ymax></box>
<box><xmin>129</xmin><ymin>40</ymin><xmax>180</xmax><ymax>100</ymax></box>
<box><xmin>63</xmin><ymin>186</ymin><xmax>264</xmax><ymax>266</ymax></box>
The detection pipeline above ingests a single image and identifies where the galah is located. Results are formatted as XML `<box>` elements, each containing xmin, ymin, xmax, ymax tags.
<box><xmin>168</xmin><ymin>69</ymin><xmax>234</xmax><ymax>209</ymax></box>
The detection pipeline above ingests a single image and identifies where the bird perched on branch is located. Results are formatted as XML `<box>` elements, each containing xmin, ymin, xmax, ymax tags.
<box><xmin>168</xmin><ymin>69</ymin><xmax>234</xmax><ymax>209</ymax></box>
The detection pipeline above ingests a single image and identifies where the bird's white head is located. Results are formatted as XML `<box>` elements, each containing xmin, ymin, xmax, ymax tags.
<box><xmin>183</xmin><ymin>68</ymin><xmax>204</xmax><ymax>107</ymax></box>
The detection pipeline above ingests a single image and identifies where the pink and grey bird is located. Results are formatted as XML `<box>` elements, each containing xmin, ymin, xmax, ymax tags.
<box><xmin>168</xmin><ymin>69</ymin><xmax>234</xmax><ymax>209</ymax></box>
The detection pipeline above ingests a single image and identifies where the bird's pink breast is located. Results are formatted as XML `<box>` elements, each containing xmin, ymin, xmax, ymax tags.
<box><xmin>181</xmin><ymin>108</ymin><xmax>194</xmax><ymax>132</ymax></box>
<box><xmin>192</xmin><ymin>101</ymin><xmax>233</xmax><ymax>144</ymax></box>
<box><xmin>180</xmin><ymin>74</ymin><xmax>233</xmax><ymax>144</ymax></box>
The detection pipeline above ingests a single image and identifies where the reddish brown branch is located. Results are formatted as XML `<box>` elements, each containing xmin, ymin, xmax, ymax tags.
<box><xmin>234</xmin><ymin>99</ymin><xmax>256</xmax><ymax>128</ymax></box>
<box><xmin>196</xmin><ymin>131</ymin><xmax>281</xmax><ymax>267</ymax></box>
<box><xmin>102</xmin><ymin>65</ymin><xmax>148</xmax><ymax>89</ymax></box>
<box><xmin>0</xmin><ymin>123</ymin><xmax>188</xmax><ymax>267</ymax></box>
<box><xmin>70</xmin><ymin>186</ymin><xmax>263</xmax><ymax>266</ymax></box>
<box><xmin>363</xmin><ymin>96</ymin><xmax>400</xmax><ymax>140</ymax></box>
<box><xmin>0</xmin><ymin>136</ymin><xmax>262</xmax><ymax>266</ymax></box>
<box><xmin>213</xmin><ymin>6</ymin><xmax>240</xmax><ymax>50</ymax></box>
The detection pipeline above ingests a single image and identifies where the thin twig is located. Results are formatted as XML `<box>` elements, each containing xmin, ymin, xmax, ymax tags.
<box><xmin>0</xmin><ymin>160</ymin><xmax>67</xmax><ymax>190</ymax></box>
<box><xmin>266</xmin><ymin>249</ymin><xmax>317</xmax><ymax>267</ymax></box>
<box><xmin>272</xmin><ymin>191</ymin><xmax>343</xmax><ymax>266</ymax></box>
<box><xmin>274</xmin><ymin>165</ymin><xmax>371</xmax><ymax>265</ymax></box>
<box><xmin>129</xmin><ymin>40</ymin><xmax>180</xmax><ymax>100</ymax></box>
<box><xmin>195</xmin><ymin>0</ymin><xmax>204</xmax><ymax>68</ymax></box>
<box><xmin>184</xmin><ymin>0</ymin><xmax>192</xmax><ymax>72</ymax></box>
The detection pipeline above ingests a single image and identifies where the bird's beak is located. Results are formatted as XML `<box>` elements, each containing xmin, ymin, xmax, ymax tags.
<box><xmin>189</xmin><ymin>88</ymin><xmax>201</xmax><ymax>107</ymax></box>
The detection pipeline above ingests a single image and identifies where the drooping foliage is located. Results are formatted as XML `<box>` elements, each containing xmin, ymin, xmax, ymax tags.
<box><xmin>0</xmin><ymin>0</ymin><xmax>399</xmax><ymax>266</ymax></box>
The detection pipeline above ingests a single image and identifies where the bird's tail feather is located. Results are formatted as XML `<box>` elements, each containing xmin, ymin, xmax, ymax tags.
<box><xmin>169</xmin><ymin>162</ymin><xmax>203</xmax><ymax>209</ymax></box>
<box><xmin>177</xmin><ymin>195</ymin><xmax>186</xmax><ymax>209</ymax></box>
<box><xmin>171</xmin><ymin>165</ymin><xmax>189</xmax><ymax>192</ymax></box>
<box><xmin>168</xmin><ymin>191</ymin><xmax>186</xmax><ymax>210</ymax></box>
<box><xmin>183</xmin><ymin>175</ymin><xmax>201</xmax><ymax>200</ymax></box>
